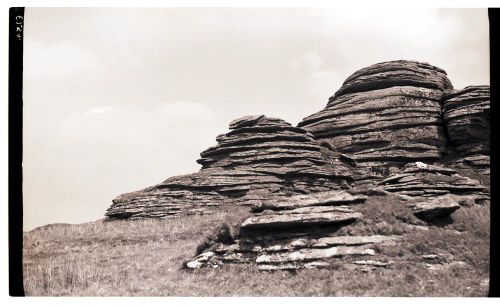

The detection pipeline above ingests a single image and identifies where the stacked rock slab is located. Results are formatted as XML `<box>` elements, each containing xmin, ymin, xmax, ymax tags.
<box><xmin>442</xmin><ymin>86</ymin><xmax>490</xmax><ymax>174</ymax></box>
<box><xmin>186</xmin><ymin>190</ymin><xmax>403</xmax><ymax>270</ymax></box>
<box><xmin>106</xmin><ymin>115</ymin><xmax>353</xmax><ymax>220</ymax></box>
<box><xmin>298</xmin><ymin>60</ymin><xmax>453</xmax><ymax>182</ymax></box>
<box><xmin>378</xmin><ymin>162</ymin><xmax>489</xmax><ymax>206</ymax></box>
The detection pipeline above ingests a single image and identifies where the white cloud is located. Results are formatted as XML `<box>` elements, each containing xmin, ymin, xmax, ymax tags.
<box><xmin>84</xmin><ymin>106</ymin><xmax>113</xmax><ymax>115</ymax></box>
<box><xmin>59</xmin><ymin>101</ymin><xmax>218</xmax><ymax>146</ymax></box>
<box><xmin>24</xmin><ymin>40</ymin><xmax>100</xmax><ymax>79</ymax></box>
<box><xmin>290</xmin><ymin>51</ymin><xmax>325</xmax><ymax>71</ymax></box>
<box><xmin>157</xmin><ymin>101</ymin><xmax>216</xmax><ymax>125</ymax></box>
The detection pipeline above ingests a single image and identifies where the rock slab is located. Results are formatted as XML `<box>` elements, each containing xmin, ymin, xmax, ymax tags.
<box><xmin>187</xmin><ymin>191</ymin><xmax>402</xmax><ymax>270</ymax></box>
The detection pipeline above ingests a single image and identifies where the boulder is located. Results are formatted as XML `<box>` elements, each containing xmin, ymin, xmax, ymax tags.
<box><xmin>251</xmin><ymin>190</ymin><xmax>367</xmax><ymax>212</ymax></box>
<box><xmin>333</xmin><ymin>60</ymin><xmax>453</xmax><ymax>98</ymax></box>
<box><xmin>240</xmin><ymin>210</ymin><xmax>363</xmax><ymax>230</ymax></box>
<box><xmin>255</xmin><ymin>246</ymin><xmax>376</xmax><ymax>264</ymax></box>
<box><xmin>298</xmin><ymin>60</ymin><xmax>453</xmax><ymax>181</ymax></box>
<box><xmin>408</xmin><ymin>197</ymin><xmax>461</xmax><ymax>220</ymax></box>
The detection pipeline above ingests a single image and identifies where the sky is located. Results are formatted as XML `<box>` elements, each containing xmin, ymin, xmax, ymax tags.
<box><xmin>22</xmin><ymin>8</ymin><xmax>489</xmax><ymax>230</ymax></box>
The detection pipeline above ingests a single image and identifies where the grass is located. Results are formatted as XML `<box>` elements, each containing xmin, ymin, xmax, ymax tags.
<box><xmin>23</xmin><ymin>196</ymin><xmax>490</xmax><ymax>296</ymax></box>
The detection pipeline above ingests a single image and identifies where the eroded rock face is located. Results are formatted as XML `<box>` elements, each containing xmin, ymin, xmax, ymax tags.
<box><xmin>378</xmin><ymin>162</ymin><xmax>488</xmax><ymax>202</ymax></box>
<box><xmin>106</xmin><ymin>58</ymin><xmax>490</xmax><ymax>258</ymax></box>
<box><xmin>298</xmin><ymin>60</ymin><xmax>453</xmax><ymax>181</ymax></box>
<box><xmin>106</xmin><ymin>116</ymin><xmax>353</xmax><ymax>220</ymax></box>
<box><xmin>442</xmin><ymin>86</ymin><xmax>490</xmax><ymax>174</ymax></box>
<box><xmin>180</xmin><ymin>60</ymin><xmax>490</xmax><ymax>272</ymax></box>
<box><xmin>186</xmin><ymin>190</ymin><xmax>402</xmax><ymax>271</ymax></box>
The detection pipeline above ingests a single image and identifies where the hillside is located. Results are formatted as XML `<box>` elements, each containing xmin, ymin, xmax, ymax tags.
<box><xmin>23</xmin><ymin>194</ymin><xmax>489</xmax><ymax>296</ymax></box>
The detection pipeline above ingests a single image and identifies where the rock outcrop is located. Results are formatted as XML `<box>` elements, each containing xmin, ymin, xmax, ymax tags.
<box><xmin>106</xmin><ymin>60</ymin><xmax>490</xmax><ymax>239</ymax></box>
<box><xmin>103</xmin><ymin>59</ymin><xmax>490</xmax><ymax>274</ymax></box>
<box><xmin>298</xmin><ymin>60</ymin><xmax>453</xmax><ymax>182</ymax></box>
<box><xmin>378</xmin><ymin>162</ymin><xmax>488</xmax><ymax>202</ymax></box>
<box><xmin>442</xmin><ymin>86</ymin><xmax>490</xmax><ymax>174</ymax></box>
<box><xmin>186</xmin><ymin>191</ymin><xmax>404</xmax><ymax>270</ymax></box>
<box><xmin>106</xmin><ymin>116</ymin><xmax>353</xmax><ymax>219</ymax></box>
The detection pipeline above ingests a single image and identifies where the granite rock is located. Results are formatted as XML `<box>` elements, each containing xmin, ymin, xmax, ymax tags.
<box><xmin>298</xmin><ymin>60</ymin><xmax>453</xmax><ymax>181</ymax></box>
<box><xmin>442</xmin><ymin>86</ymin><xmax>490</xmax><ymax>173</ymax></box>
<box><xmin>106</xmin><ymin>116</ymin><xmax>353</xmax><ymax>220</ymax></box>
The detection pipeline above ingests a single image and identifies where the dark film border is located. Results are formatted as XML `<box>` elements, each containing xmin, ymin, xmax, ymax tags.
<box><xmin>9</xmin><ymin>6</ymin><xmax>25</xmax><ymax>297</ymax></box>
<box><xmin>488</xmin><ymin>7</ymin><xmax>499</xmax><ymax>298</ymax></box>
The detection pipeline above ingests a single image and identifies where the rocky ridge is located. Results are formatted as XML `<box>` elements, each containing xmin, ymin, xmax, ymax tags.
<box><xmin>106</xmin><ymin>116</ymin><xmax>353</xmax><ymax>219</ymax></box>
<box><xmin>104</xmin><ymin>59</ymin><xmax>490</xmax><ymax>273</ymax></box>
<box><xmin>106</xmin><ymin>60</ymin><xmax>490</xmax><ymax>236</ymax></box>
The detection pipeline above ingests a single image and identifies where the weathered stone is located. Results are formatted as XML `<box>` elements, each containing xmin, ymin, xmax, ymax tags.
<box><xmin>442</xmin><ymin>86</ymin><xmax>490</xmax><ymax>173</ymax></box>
<box><xmin>186</xmin><ymin>191</ymin><xmax>391</xmax><ymax>270</ymax></box>
<box><xmin>420</xmin><ymin>253</ymin><xmax>453</xmax><ymax>263</ymax></box>
<box><xmin>425</xmin><ymin>261</ymin><xmax>468</xmax><ymax>271</ymax></box>
<box><xmin>255</xmin><ymin>246</ymin><xmax>375</xmax><ymax>264</ymax></box>
<box><xmin>298</xmin><ymin>60</ymin><xmax>454</xmax><ymax>181</ymax></box>
<box><xmin>352</xmin><ymin>260</ymin><xmax>392</xmax><ymax>267</ymax></box>
<box><xmin>229</xmin><ymin>115</ymin><xmax>265</xmax><ymax>129</ymax></box>
<box><xmin>379</xmin><ymin>162</ymin><xmax>487</xmax><ymax>200</ymax></box>
<box><xmin>409</xmin><ymin>197</ymin><xmax>461</xmax><ymax>220</ymax></box>
<box><xmin>258</xmin><ymin>261</ymin><xmax>331</xmax><ymax>271</ymax></box>
<box><xmin>185</xmin><ymin>260</ymin><xmax>203</xmax><ymax>269</ymax></box>
<box><xmin>333</xmin><ymin>60</ymin><xmax>453</xmax><ymax>98</ymax></box>
<box><xmin>257</xmin><ymin>264</ymin><xmax>301</xmax><ymax>271</ymax></box>
<box><xmin>241</xmin><ymin>211</ymin><xmax>362</xmax><ymax>230</ymax></box>
<box><xmin>442</xmin><ymin>86</ymin><xmax>490</xmax><ymax>155</ymax></box>
<box><xmin>101</xmin><ymin>59</ymin><xmax>490</xmax><ymax>274</ymax></box>
<box><xmin>196</xmin><ymin>251</ymin><xmax>215</xmax><ymax>262</ymax></box>
<box><xmin>251</xmin><ymin>190</ymin><xmax>367</xmax><ymax>212</ymax></box>
<box><xmin>106</xmin><ymin>115</ymin><xmax>354</xmax><ymax>220</ymax></box>
<box><xmin>313</xmin><ymin>235</ymin><xmax>400</xmax><ymax>247</ymax></box>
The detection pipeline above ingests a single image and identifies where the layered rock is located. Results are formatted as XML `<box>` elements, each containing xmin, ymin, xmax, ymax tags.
<box><xmin>106</xmin><ymin>115</ymin><xmax>353</xmax><ymax>220</ymax></box>
<box><xmin>442</xmin><ymin>86</ymin><xmax>490</xmax><ymax>174</ymax></box>
<box><xmin>173</xmin><ymin>60</ymin><xmax>490</xmax><ymax>272</ymax></box>
<box><xmin>408</xmin><ymin>197</ymin><xmax>461</xmax><ymax>221</ymax></box>
<box><xmin>334</xmin><ymin>60</ymin><xmax>453</xmax><ymax>97</ymax></box>
<box><xmin>298</xmin><ymin>60</ymin><xmax>453</xmax><ymax>181</ymax></box>
<box><xmin>378</xmin><ymin>162</ymin><xmax>488</xmax><ymax>202</ymax></box>
<box><xmin>186</xmin><ymin>190</ymin><xmax>404</xmax><ymax>270</ymax></box>
<box><xmin>186</xmin><ymin>183</ymin><xmax>482</xmax><ymax>270</ymax></box>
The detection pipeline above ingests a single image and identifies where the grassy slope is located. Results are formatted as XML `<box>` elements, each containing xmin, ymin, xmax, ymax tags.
<box><xmin>23</xmin><ymin>197</ymin><xmax>490</xmax><ymax>296</ymax></box>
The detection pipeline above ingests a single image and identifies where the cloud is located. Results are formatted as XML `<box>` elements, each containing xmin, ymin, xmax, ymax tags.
<box><xmin>59</xmin><ymin>101</ymin><xmax>218</xmax><ymax>148</ymax></box>
<box><xmin>290</xmin><ymin>51</ymin><xmax>325</xmax><ymax>71</ymax></box>
<box><xmin>288</xmin><ymin>8</ymin><xmax>487</xmax><ymax>97</ymax></box>
<box><xmin>24</xmin><ymin>40</ymin><xmax>100</xmax><ymax>79</ymax></box>
<box><xmin>157</xmin><ymin>101</ymin><xmax>216</xmax><ymax>126</ymax></box>
<box><xmin>84</xmin><ymin>106</ymin><xmax>113</xmax><ymax>115</ymax></box>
